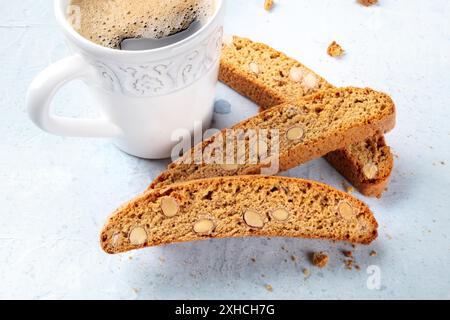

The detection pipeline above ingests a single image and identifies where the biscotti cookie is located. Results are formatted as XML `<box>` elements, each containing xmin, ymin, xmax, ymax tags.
<box><xmin>149</xmin><ymin>87</ymin><xmax>396</xmax><ymax>190</ymax></box>
<box><xmin>324</xmin><ymin>135</ymin><xmax>393</xmax><ymax>197</ymax></box>
<box><xmin>221</xmin><ymin>35</ymin><xmax>333</xmax><ymax>109</ymax></box>
<box><xmin>219</xmin><ymin>35</ymin><xmax>394</xmax><ymax>197</ymax></box>
<box><xmin>101</xmin><ymin>176</ymin><xmax>378</xmax><ymax>254</ymax></box>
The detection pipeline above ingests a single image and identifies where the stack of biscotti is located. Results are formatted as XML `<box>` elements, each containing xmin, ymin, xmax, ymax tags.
<box><xmin>101</xmin><ymin>87</ymin><xmax>394</xmax><ymax>253</ymax></box>
<box><xmin>101</xmin><ymin>176</ymin><xmax>378</xmax><ymax>254</ymax></box>
<box><xmin>100</xmin><ymin>38</ymin><xmax>398</xmax><ymax>254</ymax></box>
<box><xmin>220</xmin><ymin>36</ymin><xmax>394</xmax><ymax>197</ymax></box>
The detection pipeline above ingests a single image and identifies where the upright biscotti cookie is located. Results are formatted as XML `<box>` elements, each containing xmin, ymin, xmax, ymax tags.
<box><xmin>149</xmin><ymin>87</ymin><xmax>396</xmax><ymax>190</ymax></box>
<box><xmin>219</xmin><ymin>35</ymin><xmax>394</xmax><ymax>197</ymax></box>
<box><xmin>220</xmin><ymin>35</ymin><xmax>333</xmax><ymax>109</ymax></box>
<box><xmin>325</xmin><ymin>135</ymin><xmax>394</xmax><ymax>197</ymax></box>
<box><xmin>101</xmin><ymin>176</ymin><xmax>378</xmax><ymax>254</ymax></box>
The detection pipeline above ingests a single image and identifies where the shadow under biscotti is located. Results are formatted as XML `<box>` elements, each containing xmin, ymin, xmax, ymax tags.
<box><xmin>114</xmin><ymin>235</ymin><xmax>383</xmax><ymax>299</ymax></box>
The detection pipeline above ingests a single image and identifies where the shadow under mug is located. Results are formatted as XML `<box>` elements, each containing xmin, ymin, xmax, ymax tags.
<box><xmin>27</xmin><ymin>0</ymin><xmax>225</xmax><ymax>159</ymax></box>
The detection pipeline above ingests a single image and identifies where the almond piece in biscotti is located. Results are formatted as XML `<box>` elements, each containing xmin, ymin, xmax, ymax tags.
<box><xmin>249</xmin><ymin>62</ymin><xmax>260</xmax><ymax>75</ymax></box>
<box><xmin>270</xmin><ymin>208</ymin><xmax>290</xmax><ymax>221</ymax></box>
<box><xmin>160</xmin><ymin>196</ymin><xmax>179</xmax><ymax>217</ymax></box>
<box><xmin>129</xmin><ymin>227</ymin><xmax>147</xmax><ymax>246</ymax></box>
<box><xmin>337</xmin><ymin>201</ymin><xmax>354</xmax><ymax>220</ymax></box>
<box><xmin>244</xmin><ymin>210</ymin><xmax>265</xmax><ymax>228</ymax></box>
<box><xmin>286</xmin><ymin>126</ymin><xmax>305</xmax><ymax>142</ymax></box>
<box><xmin>363</xmin><ymin>163</ymin><xmax>379</xmax><ymax>180</ymax></box>
<box><xmin>193</xmin><ymin>219</ymin><xmax>215</xmax><ymax>235</ymax></box>
<box><xmin>289</xmin><ymin>67</ymin><xmax>304</xmax><ymax>83</ymax></box>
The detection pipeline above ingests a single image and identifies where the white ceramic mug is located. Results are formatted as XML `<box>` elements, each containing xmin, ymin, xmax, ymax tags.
<box><xmin>27</xmin><ymin>0</ymin><xmax>225</xmax><ymax>159</ymax></box>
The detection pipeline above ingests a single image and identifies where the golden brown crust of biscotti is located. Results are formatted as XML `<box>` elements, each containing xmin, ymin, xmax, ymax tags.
<box><xmin>219</xmin><ymin>36</ymin><xmax>394</xmax><ymax>197</ymax></box>
<box><xmin>325</xmin><ymin>135</ymin><xmax>394</xmax><ymax>198</ymax></box>
<box><xmin>149</xmin><ymin>87</ymin><xmax>396</xmax><ymax>190</ymax></box>
<box><xmin>101</xmin><ymin>176</ymin><xmax>378</xmax><ymax>254</ymax></box>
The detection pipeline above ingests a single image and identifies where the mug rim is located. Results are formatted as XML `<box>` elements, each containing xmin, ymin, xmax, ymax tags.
<box><xmin>54</xmin><ymin>0</ymin><xmax>224</xmax><ymax>57</ymax></box>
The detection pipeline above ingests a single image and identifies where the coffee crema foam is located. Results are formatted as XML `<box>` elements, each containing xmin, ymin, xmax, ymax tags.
<box><xmin>69</xmin><ymin>0</ymin><xmax>214</xmax><ymax>49</ymax></box>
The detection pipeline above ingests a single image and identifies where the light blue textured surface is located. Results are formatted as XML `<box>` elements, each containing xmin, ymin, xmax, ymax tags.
<box><xmin>0</xmin><ymin>0</ymin><xmax>449</xmax><ymax>299</ymax></box>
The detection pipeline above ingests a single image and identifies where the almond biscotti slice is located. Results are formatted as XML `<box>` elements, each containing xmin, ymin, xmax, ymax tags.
<box><xmin>101</xmin><ymin>176</ymin><xmax>378</xmax><ymax>254</ymax></box>
<box><xmin>220</xmin><ymin>35</ymin><xmax>334</xmax><ymax>109</ymax></box>
<box><xmin>220</xmin><ymin>35</ymin><xmax>394</xmax><ymax>197</ymax></box>
<box><xmin>149</xmin><ymin>87</ymin><xmax>396</xmax><ymax>190</ymax></box>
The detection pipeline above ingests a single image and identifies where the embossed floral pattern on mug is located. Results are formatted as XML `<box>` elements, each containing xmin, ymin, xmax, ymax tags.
<box><xmin>90</xmin><ymin>26</ymin><xmax>223</xmax><ymax>97</ymax></box>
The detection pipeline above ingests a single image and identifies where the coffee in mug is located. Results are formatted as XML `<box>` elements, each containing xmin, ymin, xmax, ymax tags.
<box><xmin>69</xmin><ymin>0</ymin><xmax>215</xmax><ymax>49</ymax></box>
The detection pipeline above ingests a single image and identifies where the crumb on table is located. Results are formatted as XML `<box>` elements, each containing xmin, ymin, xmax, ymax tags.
<box><xmin>357</xmin><ymin>0</ymin><xmax>378</xmax><ymax>7</ymax></box>
<box><xmin>343</xmin><ymin>250</ymin><xmax>353</xmax><ymax>258</ymax></box>
<box><xmin>303</xmin><ymin>268</ymin><xmax>311</xmax><ymax>278</ymax></box>
<box><xmin>264</xmin><ymin>0</ymin><xmax>274</xmax><ymax>11</ymax></box>
<box><xmin>312</xmin><ymin>252</ymin><xmax>329</xmax><ymax>268</ymax></box>
<box><xmin>265</xmin><ymin>284</ymin><xmax>273</xmax><ymax>292</ymax></box>
<box><xmin>344</xmin><ymin>259</ymin><xmax>354</xmax><ymax>270</ymax></box>
<box><xmin>327</xmin><ymin>41</ymin><xmax>345</xmax><ymax>57</ymax></box>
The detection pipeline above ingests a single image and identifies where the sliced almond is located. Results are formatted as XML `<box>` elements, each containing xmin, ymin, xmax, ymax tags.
<box><xmin>270</xmin><ymin>208</ymin><xmax>290</xmax><ymax>221</ymax></box>
<box><xmin>302</xmin><ymin>73</ymin><xmax>319</xmax><ymax>90</ymax></box>
<box><xmin>111</xmin><ymin>233</ymin><xmax>120</xmax><ymax>247</ymax></box>
<box><xmin>363</xmin><ymin>163</ymin><xmax>378</xmax><ymax>180</ymax></box>
<box><xmin>243</xmin><ymin>210</ymin><xmax>265</xmax><ymax>228</ymax></box>
<box><xmin>222</xmin><ymin>34</ymin><xmax>234</xmax><ymax>47</ymax></box>
<box><xmin>193</xmin><ymin>219</ymin><xmax>215</xmax><ymax>235</ymax></box>
<box><xmin>337</xmin><ymin>201</ymin><xmax>354</xmax><ymax>220</ymax></box>
<box><xmin>289</xmin><ymin>67</ymin><xmax>304</xmax><ymax>82</ymax></box>
<box><xmin>161</xmin><ymin>196</ymin><xmax>179</xmax><ymax>217</ymax></box>
<box><xmin>286</xmin><ymin>126</ymin><xmax>305</xmax><ymax>141</ymax></box>
<box><xmin>249</xmin><ymin>62</ymin><xmax>260</xmax><ymax>75</ymax></box>
<box><xmin>129</xmin><ymin>227</ymin><xmax>147</xmax><ymax>246</ymax></box>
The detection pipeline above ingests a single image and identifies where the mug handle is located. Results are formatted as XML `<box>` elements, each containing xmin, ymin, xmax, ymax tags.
<box><xmin>26</xmin><ymin>55</ymin><xmax>122</xmax><ymax>138</ymax></box>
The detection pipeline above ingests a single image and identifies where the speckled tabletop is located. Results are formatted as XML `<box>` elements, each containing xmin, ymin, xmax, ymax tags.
<box><xmin>1</xmin><ymin>0</ymin><xmax>449</xmax><ymax>300</ymax></box>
